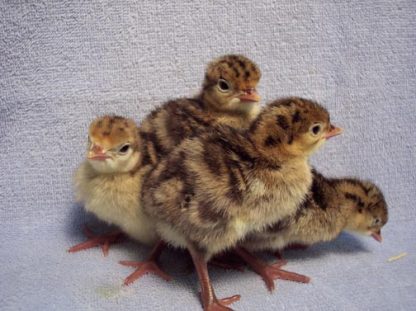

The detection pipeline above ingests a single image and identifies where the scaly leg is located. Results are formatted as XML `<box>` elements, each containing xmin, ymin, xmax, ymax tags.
<box><xmin>188</xmin><ymin>243</ymin><xmax>240</xmax><ymax>311</ymax></box>
<box><xmin>68</xmin><ymin>225</ymin><xmax>124</xmax><ymax>256</ymax></box>
<box><xmin>235</xmin><ymin>247</ymin><xmax>310</xmax><ymax>292</ymax></box>
<box><xmin>119</xmin><ymin>240</ymin><xmax>171</xmax><ymax>286</ymax></box>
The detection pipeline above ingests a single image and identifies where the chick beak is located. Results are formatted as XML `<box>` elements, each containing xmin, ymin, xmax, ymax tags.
<box><xmin>371</xmin><ymin>229</ymin><xmax>383</xmax><ymax>243</ymax></box>
<box><xmin>88</xmin><ymin>144</ymin><xmax>110</xmax><ymax>161</ymax></box>
<box><xmin>324</xmin><ymin>124</ymin><xmax>343</xmax><ymax>140</ymax></box>
<box><xmin>237</xmin><ymin>88</ymin><xmax>260</xmax><ymax>103</ymax></box>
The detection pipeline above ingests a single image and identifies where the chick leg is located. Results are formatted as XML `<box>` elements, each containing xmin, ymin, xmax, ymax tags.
<box><xmin>235</xmin><ymin>247</ymin><xmax>310</xmax><ymax>292</ymax></box>
<box><xmin>67</xmin><ymin>225</ymin><xmax>124</xmax><ymax>256</ymax></box>
<box><xmin>119</xmin><ymin>240</ymin><xmax>171</xmax><ymax>286</ymax></box>
<box><xmin>188</xmin><ymin>243</ymin><xmax>240</xmax><ymax>311</ymax></box>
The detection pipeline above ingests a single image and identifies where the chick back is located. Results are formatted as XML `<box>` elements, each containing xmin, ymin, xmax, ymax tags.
<box><xmin>142</xmin><ymin>126</ymin><xmax>312</xmax><ymax>257</ymax></box>
<box><xmin>139</xmin><ymin>98</ymin><xmax>255</xmax><ymax>167</ymax></box>
<box><xmin>242</xmin><ymin>170</ymin><xmax>348</xmax><ymax>251</ymax></box>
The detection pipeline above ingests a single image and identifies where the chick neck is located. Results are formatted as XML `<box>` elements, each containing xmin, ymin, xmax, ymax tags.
<box><xmin>247</xmin><ymin>123</ymin><xmax>306</xmax><ymax>166</ymax></box>
<box><xmin>87</xmin><ymin>150</ymin><xmax>141</xmax><ymax>177</ymax></box>
<box><xmin>331</xmin><ymin>180</ymin><xmax>370</xmax><ymax>232</ymax></box>
<box><xmin>295</xmin><ymin>173</ymin><xmax>350</xmax><ymax>235</ymax></box>
<box><xmin>322</xmin><ymin>179</ymin><xmax>368</xmax><ymax>231</ymax></box>
<box><xmin>197</xmin><ymin>88</ymin><xmax>254</xmax><ymax>119</ymax></box>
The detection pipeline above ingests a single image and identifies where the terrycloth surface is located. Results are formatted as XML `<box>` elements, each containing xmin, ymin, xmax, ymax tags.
<box><xmin>1</xmin><ymin>1</ymin><xmax>415</xmax><ymax>310</ymax></box>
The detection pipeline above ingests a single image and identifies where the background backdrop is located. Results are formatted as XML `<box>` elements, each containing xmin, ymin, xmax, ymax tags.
<box><xmin>1</xmin><ymin>1</ymin><xmax>415</xmax><ymax>310</ymax></box>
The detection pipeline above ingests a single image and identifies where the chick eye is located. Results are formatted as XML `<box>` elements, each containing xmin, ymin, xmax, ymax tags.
<box><xmin>118</xmin><ymin>144</ymin><xmax>130</xmax><ymax>154</ymax></box>
<box><xmin>373</xmin><ymin>218</ymin><xmax>381</xmax><ymax>226</ymax></box>
<box><xmin>217</xmin><ymin>79</ymin><xmax>231</xmax><ymax>92</ymax></box>
<box><xmin>310</xmin><ymin>124</ymin><xmax>322</xmax><ymax>135</ymax></box>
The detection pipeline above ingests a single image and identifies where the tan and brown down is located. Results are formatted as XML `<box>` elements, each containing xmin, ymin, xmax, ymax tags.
<box><xmin>138</xmin><ymin>55</ymin><xmax>262</xmax><ymax>167</ymax></box>
<box><xmin>203</xmin><ymin>54</ymin><xmax>261</xmax><ymax>92</ymax></box>
<box><xmin>89</xmin><ymin>115</ymin><xmax>140</xmax><ymax>151</ymax></box>
<box><xmin>242</xmin><ymin>170</ymin><xmax>389</xmax><ymax>251</ymax></box>
<box><xmin>141</xmin><ymin>98</ymin><xmax>330</xmax><ymax>258</ymax></box>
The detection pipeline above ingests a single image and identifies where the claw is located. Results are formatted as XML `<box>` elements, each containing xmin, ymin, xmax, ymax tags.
<box><xmin>67</xmin><ymin>225</ymin><xmax>124</xmax><ymax>256</ymax></box>
<box><xmin>120</xmin><ymin>260</ymin><xmax>172</xmax><ymax>285</ymax></box>
<box><xmin>235</xmin><ymin>247</ymin><xmax>310</xmax><ymax>292</ymax></box>
<box><xmin>201</xmin><ymin>294</ymin><xmax>240</xmax><ymax>311</ymax></box>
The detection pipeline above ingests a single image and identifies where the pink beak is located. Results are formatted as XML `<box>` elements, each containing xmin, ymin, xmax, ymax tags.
<box><xmin>88</xmin><ymin>145</ymin><xmax>110</xmax><ymax>161</ymax></box>
<box><xmin>238</xmin><ymin>88</ymin><xmax>260</xmax><ymax>103</ymax></box>
<box><xmin>324</xmin><ymin>124</ymin><xmax>343</xmax><ymax>140</ymax></box>
<box><xmin>371</xmin><ymin>229</ymin><xmax>383</xmax><ymax>243</ymax></box>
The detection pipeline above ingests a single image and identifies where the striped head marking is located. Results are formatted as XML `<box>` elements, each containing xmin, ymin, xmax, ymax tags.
<box><xmin>87</xmin><ymin>115</ymin><xmax>140</xmax><ymax>173</ymax></box>
<box><xmin>201</xmin><ymin>54</ymin><xmax>262</xmax><ymax>114</ymax></box>
<box><xmin>251</xmin><ymin>97</ymin><xmax>342</xmax><ymax>158</ymax></box>
<box><xmin>343</xmin><ymin>180</ymin><xmax>388</xmax><ymax>242</ymax></box>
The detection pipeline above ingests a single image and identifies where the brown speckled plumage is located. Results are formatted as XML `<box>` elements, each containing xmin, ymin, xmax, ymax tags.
<box><xmin>142</xmin><ymin>97</ymin><xmax>335</xmax><ymax>258</ymax></box>
<box><xmin>141</xmin><ymin>97</ymin><xmax>339</xmax><ymax>309</ymax></box>
<box><xmin>139</xmin><ymin>55</ymin><xmax>262</xmax><ymax>166</ymax></box>
<box><xmin>242</xmin><ymin>169</ymin><xmax>389</xmax><ymax>252</ymax></box>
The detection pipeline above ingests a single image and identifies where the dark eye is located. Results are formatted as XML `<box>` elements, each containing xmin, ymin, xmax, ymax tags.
<box><xmin>311</xmin><ymin>124</ymin><xmax>322</xmax><ymax>135</ymax></box>
<box><xmin>218</xmin><ymin>79</ymin><xmax>231</xmax><ymax>92</ymax></box>
<box><xmin>373</xmin><ymin>218</ymin><xmax>380</xmax><ymax>225</ymax></box>
<box><xmin>118</xmin><ymin>144</ymin><xmax>130</xmax><ymax>154</ymax></box>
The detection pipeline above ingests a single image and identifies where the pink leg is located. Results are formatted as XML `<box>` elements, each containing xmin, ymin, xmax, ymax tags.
<box><xmin>68</xmin><ymin>225</ymin><xmax>124</xmax><ymax>256</ymax></box>
<box><xmin>119</xmin><ymin>240</ymin><xmax>172</xmax><ymax>286</ymax></box>
<box><xmin>235</xmin><ymin>247</ymin><xmax>310</xmax><ymax>292</ymax></box>
<box><xmin>188</xmin><ymin>243</ymin><xmax>240</xmax><ymax>311</ymax></box>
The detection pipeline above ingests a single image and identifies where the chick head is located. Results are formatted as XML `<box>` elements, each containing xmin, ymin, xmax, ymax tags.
<box><xmin>250</xmin><ymin>97</ymin><xmax>342</xmax><ymax>160</ymax></box>
<box><xmin>343</xmin><ymin>180</ymin><xmax>388</xmax><ymax>242</ymax></box>
<box><xmin>86</xmin><ymin>115</ymin><xmax>140</xmax><ymax>174</ymax></box>
<box><xmin>201</xmin><ymin>54</ymin><xmax>261</xmax><ymax>114</ymax></box>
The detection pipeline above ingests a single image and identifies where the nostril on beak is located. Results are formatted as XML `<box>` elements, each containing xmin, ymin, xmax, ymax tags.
<box><xmin>245</xmin><ymin>88</ymin><xmax>255</xmax><ymax>95</ymax></box>
<box><xmin>91</xmin><ymin>144</ymin><xmax>103</xmax><ymax>154</ymax></box>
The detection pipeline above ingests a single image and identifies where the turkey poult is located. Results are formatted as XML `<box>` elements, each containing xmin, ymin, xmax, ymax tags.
<box><xmin>141</xmin><ymin>97</ymin><xmax>342</xmax><ymax>310</ymax></box>
<box><xmin>240</xmin><ymin>170</ymin><xmax>388</xmax><ymax>291</ymax></box>
<box><xmin>68</xmin><ymin>116</ymin><xmax>171</xmax><ymax>282</ymax></box>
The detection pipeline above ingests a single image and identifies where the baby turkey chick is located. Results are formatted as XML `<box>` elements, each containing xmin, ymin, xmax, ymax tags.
<box><xmin>141</xmin><ymin>97</ymin><xmax>342</xmax><ymax>310</ymax></box>
<box><xmin>240</xmin><ymin>170</ymin><xmax>388</xmax><ymax>290</ymax></box>
<box><xmin>117</xmin><ymin>54</ymin><xmax>261</xmax><ymax>283</ymax></box>
<box><xmin>68</xmin><ymin>115</ymin><xmax>170</xmax><ymax>282</ymax></box>
<box><xmin>70</xmin><ymin>55</ymin><xmax>261</xmax><ymax>286</ymax></box>
<box><xmin>139</xmin><ymin>54</ymin><xmax>261</xmax><ymax>166</ymax></box>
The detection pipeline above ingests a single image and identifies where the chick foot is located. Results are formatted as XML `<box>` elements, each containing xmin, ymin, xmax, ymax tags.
<box><xmin>235</xmin><ymin>247</ymin><xmax>310</xmax><ymax>292</ymax></box>
<box><xmin>188</xmin><ymin>244</ymin><xmax>240</xmax><ymax>311</ymax></box>
<box><xmin>119</xmin><ymin>240</ymin><xmax>171</xmax><ymax>286</ymax></box>
<box><xmin>67</xmin><ymin>225</ymin><xmax>124</xmax><ymax>256</ymax></box>
<box><xmin>204</xmin><ymin>293</ymin><xmax>241</xmax><ymax>311</ymax></box>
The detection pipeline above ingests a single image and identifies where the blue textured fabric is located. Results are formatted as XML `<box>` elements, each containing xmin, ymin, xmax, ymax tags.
<box><xmin>1</xmin><ymin>1</ymin><xmax>415</xmax><ymax>310</ymax></box>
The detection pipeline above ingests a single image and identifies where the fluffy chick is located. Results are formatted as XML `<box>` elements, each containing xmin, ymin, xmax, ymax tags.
<box><xmin>69</xmin><ymin>116</ymin><xmax>171</xmax><ymax>281</ymax></box>
<box><xmin>142</xmin><ymin>97</ymin><xmax>341</xmax><ymax>310</ymax></box>
<box><xmin>139</xmin><ymin>54</ymin><xmax>261</xmax><ymax>166</ymax></box>
<box><xmin>242</xmin><ymin>170</ymin><xmax>389</xmax><ymax>253</ymax></box>
<box><xmin>70</xmin><ymin>55</ymin><xmax>261</xmax><ymax>285</ymax></box>
<box><xmin>238</xmin><ymin>170</ymin><xmax>388</xmax><ymax>291</ymax></box>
